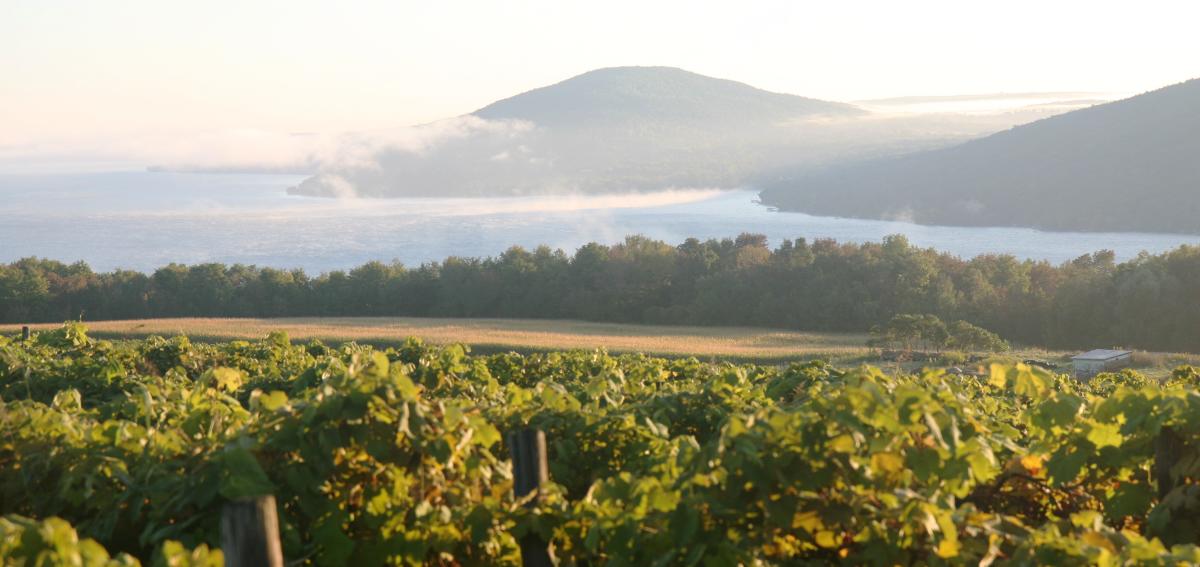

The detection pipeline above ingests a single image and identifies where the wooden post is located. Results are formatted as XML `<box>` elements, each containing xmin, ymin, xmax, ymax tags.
<box><xmin>21</xmin><ymin>326</ymin><xmax>29</xmax><ymax>341</ymax></box>
<box><xmin>221</xmin><ymin>496</ymin><xmax>284</xmax><ymax>567</ymax></box>
<box><xmin>508</xmin><ymin>428</ymin><xmax>554</xmax><ymax>567</ymax></box>
<box><xmin>1155</xmin><ymin>426</ymin><xmax>1183</xmax><ymax>499</ymax></box>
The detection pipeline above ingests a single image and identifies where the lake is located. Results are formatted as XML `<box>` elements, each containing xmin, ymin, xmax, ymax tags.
<box><xmin>2</xmin><ymin>171</ymin><xmax>1198</xmax><ymax>273</ymax></box>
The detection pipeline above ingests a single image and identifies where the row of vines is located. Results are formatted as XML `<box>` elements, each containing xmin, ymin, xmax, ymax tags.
<box><xmin>3</xmin><ymin>323</ymin><xmax>1200</xmax><ymax>565</ymax></box>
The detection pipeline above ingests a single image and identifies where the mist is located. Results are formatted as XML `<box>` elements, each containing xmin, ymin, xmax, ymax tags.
<box><xmin>286</xmin><ymin>69</ymin><xmax>1102</xmax><ymax>200</ymax></box>
<box><xmin>0</xmin><ymin>67</ymin><xmax>1100</xmax><ymax>192</ymax></box>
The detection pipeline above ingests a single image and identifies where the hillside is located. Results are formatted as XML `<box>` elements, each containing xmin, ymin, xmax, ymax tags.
<box><xmin>290</xmin><ymin>67</ymin><xmax>1029</xmax><ymax>199</ymax></box>
<box><xmin>759</xmin><ymin>78</ymin><xmax>1200</xmax><ymax>234</ymax></box>
<box><xmin>474</xmin><ymin>66</ymin><xmax>862</xmax><ymax>129</ymax></box>
<box><xmin>291</xmin><ymin>67</ymin><xmax>871</xmax><ymax>198</ymax></box>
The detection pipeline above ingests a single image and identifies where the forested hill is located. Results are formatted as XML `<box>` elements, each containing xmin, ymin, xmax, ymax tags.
<box><xmin>291</xmin><ymin>67</ymin><xmax>870</xmax><ymax>198</ymax></box>
<box><xmin>4</xmin><ymin>235</ymin><xmax>1200</xmax><ymax>353</ymax></box>
<box><xmin>759</xmin><ymin>78</ymin><xmax>1200</xmax><ymax>234</ymax></box>
<box><xmin>473</xmin><ymin>66</ymin><xmax>862</xmax><ymax>129</ymax></box>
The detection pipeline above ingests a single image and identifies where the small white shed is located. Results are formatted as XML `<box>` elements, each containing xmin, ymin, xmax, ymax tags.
<box><xmin>1071</xmin><ymin>349</ymin><xmax>1132</xmax><ymax>379</ymax></box>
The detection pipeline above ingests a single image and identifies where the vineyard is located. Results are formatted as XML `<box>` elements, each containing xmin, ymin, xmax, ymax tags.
<box><xmin>4</xmin><ymin>323</ymin><xmax>1200</xmax><ymax>565</ymax></box>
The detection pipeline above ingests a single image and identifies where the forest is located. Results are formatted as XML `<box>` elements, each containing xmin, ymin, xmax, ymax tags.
<box><xmin>2</xmin><ymin>234</ymin><xmax>1199</xmax><ymax>353</ymax></box>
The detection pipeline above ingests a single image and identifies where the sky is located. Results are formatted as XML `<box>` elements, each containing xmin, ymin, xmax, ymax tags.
<box><xmin>3</xmin><ymin>0</ymin><xmax>1199</xmax><ymax>171</ymax></box>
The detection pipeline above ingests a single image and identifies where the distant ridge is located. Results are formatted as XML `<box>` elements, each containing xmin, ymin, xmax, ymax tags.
<box><xmin>760</xmin><ymin>79</ymin><xmax>1200</xmax><ymax>234</ymax></box>
<box><xmin>289</xmin><ymin>66</ymin><xmax>1081</xmax><ymax>202</ymax></box>
<box><xmin>475</xmin><ymin>66</ymin><xmax>862</xmax><ymax>127</ymax></box>
<box><xmin>291</xmin><ymin>66</ymin><xmax>883</xmax><ymax>198</ymax></box>
<box><xmin>856</xmin><ymin>91</ymin><xmax>1103</xmax><ymax>105</ymax></box>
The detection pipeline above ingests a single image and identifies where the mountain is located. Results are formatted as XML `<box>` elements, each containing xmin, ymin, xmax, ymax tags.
<box><xmin>291</xmin><ymin>66</ymin><xmax>879</xmax><ymax>198</ymax></box>
<box><xmin>289</xmin><ymin>66</ymin><xmax>1091</xmax><ymax>200</ymax></box>
<box><xmin>759</xmin><ymin>79</ymin><xmax>1200</xmax><ymax>234</ymax></box>
<box><xmin>474</xmin><ymin>66</ymin><xmax>862</xmax><ymax>129</ymax></box>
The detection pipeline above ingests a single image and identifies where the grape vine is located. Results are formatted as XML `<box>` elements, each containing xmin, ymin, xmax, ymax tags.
<box><xmin>3</xmin><ymin>323</ymin><xmax>1200</xmax><ymax>565</ymax></box>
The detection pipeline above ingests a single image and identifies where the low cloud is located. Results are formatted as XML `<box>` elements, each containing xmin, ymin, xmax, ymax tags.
<box><xmin>0</xmin><ymin>90</ymin><xmax>1097</xmax><ymax>193</ymax></box>
<box><xmin>0</xmin><ymin>116</ymin><xmax>536</xmax><ymax>177</ymax></box>
<box><xmin>311</xmin><ymin>116</ymin><xmax>536</xmax><ymax>173</ymax></box>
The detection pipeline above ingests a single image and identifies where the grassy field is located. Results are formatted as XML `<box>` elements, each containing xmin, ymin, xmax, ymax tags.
<box><xmin>5</xmin><ymin>317</ymin><xmax>873</xmax><ymax>364</ymax></box>
<box><xmin>8</xmin><ymin>318</ymin><xmax>1197</xmax><ymax>375</ymax></box>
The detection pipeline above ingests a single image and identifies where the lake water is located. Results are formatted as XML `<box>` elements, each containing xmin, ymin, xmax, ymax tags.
<box><xmin>2</xmin><ymin>171</ymin><xmax>1198</xmax><ymax>273</ymax></box>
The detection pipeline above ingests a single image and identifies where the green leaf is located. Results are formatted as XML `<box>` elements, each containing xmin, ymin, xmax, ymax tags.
<box><xmin>51</xmin><ymin>389</ymin><xmax>83</xmax><ymax>411</ymax></box>
<box><xmin>1030</xmin><ymin>395</ymin><xmax>1082</xmax><ymax>432</ymax></box>
<box><xmin>207</xmin><ymin>367</ymin><xmax>246</xmax><ymax>393</ymax></box>
<box><xmin>1106</xmin><ymin>483</ymin><xmax>1154</xmax><ymax>520</ymax></box>
<box><xmin>1047</xmin><ymin>443</ymin><xmax>1091</xmax><ymax>486</ymax></box>
<box><xmin>905</xmin><ymin>446</ymin><xmax>941</xmax><ymax>483</ymax></box>
<box><xmin>645</xmin><ymin>484</ymin><xmax>680</xmax><ymax>513</ymax></box>
<box><xmin>313</xmin><ymin>514</ymin><xmax>355</xmax><ymax>567</ymax></box>
<box><xmin>363</xmin><ymin>352</ymin><xmax>390</xmax><ymax>379</ymax></box>
<box><xmin>829</xmin><ymin>434</ymin><xmax>856</xmax><ymax>453</ymax></box>
<box><xmin>219</xmin><ymin>446</ymin><xmax>274</xmax><ymax>499</ymax></box>
<box><xmin>1014</xmin><ymin>364</ymin><xmax>1051</xmax><ymax>398</ymax></box>
<box><xmin>1086</xmin><ymin>422</ymin><xmax>1123</xmax><ymax>449</ymax></box>
<box><xmin>467</xmin><ymin>415</ymin><xmax>501</xmax><ymax>448</ymax></box>
<box><xmin>250</xmin><ymin>390</ymin><xmax>289</xmax><ymax>412</ymax></box>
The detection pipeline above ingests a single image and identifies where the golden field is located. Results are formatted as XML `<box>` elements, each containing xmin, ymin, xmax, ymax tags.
<box><xmin>10</xmin><ymin>318</ymin><xmax>1197</xmax><ymax>375</ymax></box>
<box><xmin>6</xmin><ymin>317</ymin><xmax>873</xmax><ymax>363</ymax></box>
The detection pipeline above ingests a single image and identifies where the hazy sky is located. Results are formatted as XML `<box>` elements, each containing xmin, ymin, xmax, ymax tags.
<box><xmin>3</xmin><ymin>0</ymin><xmax>1199</xmax><ymax>168</ymax></box>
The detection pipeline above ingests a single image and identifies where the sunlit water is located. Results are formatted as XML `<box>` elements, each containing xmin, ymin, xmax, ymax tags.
<box><xmin>2</xmin><ymin>171</ymin><xmax>1198</xmax><ymax>273</ymax></box>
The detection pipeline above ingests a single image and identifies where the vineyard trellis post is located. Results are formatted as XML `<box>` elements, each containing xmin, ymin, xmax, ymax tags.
<box><xmin>221</xmin><ymin>495</ymin><xmax>284</xmax><ymax>567</ymax></box>
<box><xmin>1155</xmin><ymin>426</ymin><xmax>1183</xmax><ymax>499</ymax></box>
<box><xmin>508</xmin><ymin>428</ymin><xmax>554</xmax><ymax>567</ymax></box>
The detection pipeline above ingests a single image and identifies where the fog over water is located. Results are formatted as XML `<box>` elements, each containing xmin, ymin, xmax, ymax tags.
<box><xmin>2</xmin><ymin>171</ymin><xmax>1198</xmax><ymax>273</ymax></box>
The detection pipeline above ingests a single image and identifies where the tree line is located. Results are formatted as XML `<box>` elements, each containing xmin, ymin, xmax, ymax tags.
<box><xmin>868</xmin><ymin>314</ymin><xmax>1010</xmax><ymax>353</ymax></box>
<box><xmin>2</xmin><ymin>233</ymin><xmax>1199</xmax><ymax>353</ymax></box>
